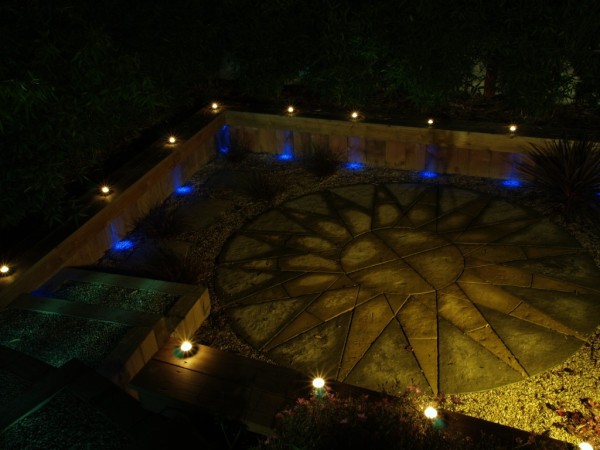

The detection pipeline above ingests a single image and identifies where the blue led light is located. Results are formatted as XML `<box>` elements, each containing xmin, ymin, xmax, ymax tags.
<box><xmin>175</xmin><ymin>185</ymin><xmax>193</xmax><ymax>195</ymax></box>
<box><xmin>113</xmin><ymin>240</ymin><xmax>134</xmax><ymax>251</ymax></box>
<box><xmin>421</xmin><ymin>171</ymin><xmax>437</xmax><ymax>178</ymax></box>
<box><xmin>345</xmin><ymin>162</ymin><xmax>364</xmax><ymax>170</ymax></box>
<box><xmin>278</xmin><ymin>153</ymin><xmax>293</xmax><ymax>161</ymax></box>
<box><xmin>502</xmin><ymin>179</ymin><xmax>521</xmax><ymax>187</ymax></box>
<box><xmin>219</xmin><ymin>147</ymin><xmax>229</xmax><ymax>154</ymax></box>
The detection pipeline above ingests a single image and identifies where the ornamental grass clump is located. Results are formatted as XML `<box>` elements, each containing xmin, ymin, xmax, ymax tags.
<box><xmin>239</xmin><ymin>170</ymin><xmax>285</xmax><ymax>203</ymax></box>
<box><xmin>303</xmin><ymin>143</ymin><xmax>341</xmax><ymax>178</ymax></box>
<box><xmin>517</xmin><ymin>137</ymin><xmax>600</xmax><ymax>221</ymax></box>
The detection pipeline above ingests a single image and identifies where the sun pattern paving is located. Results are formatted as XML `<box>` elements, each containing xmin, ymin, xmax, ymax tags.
<box><xmin>215</xmin><ymin>184</ymin><xmax>600</xmax><ymax>394</ymax></box>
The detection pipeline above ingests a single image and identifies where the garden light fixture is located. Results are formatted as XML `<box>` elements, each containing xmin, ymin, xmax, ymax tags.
<box><xmin>180</xmin><ymin>340</ymin><xmax>193</xmax><ymax>352</ymax></box>
<box><xmin>168</xmin><ymin>135</ymin><xmax>177</xmax><ymax>144</ymax></box>
<box><xmin>287</xmin><ymin>105</ymin><xmax>295</xmax><ymax>114</ymax></box>
<box><xmin>509</xmin><ymin>124</ymin><xmax>517</xmax><ymax>134</ymax></box>
<box><xmin>0</xmin><ymin>264</ymin><xmax>11</xmax><ymax>276</ymax></box>
<box><xmin>312</xmin><ymin>377</ymin><xmax>325</xmax><ymax>389</ymax></box>
<box><xmin>350</xmin><ymin>111</ymin><xmax>360</xmax><ymax>120</ymax></box>
<box><xmin>211</xmin><ymin>102</ymin><xmax>219</xmax><ymax>110</ymax></box>
<box><xmin>424</xmin><ymin>406</ymin><xmax>438</xmax><ymax>419</ymax></box>
<box><xmin>427</xmin><ymin>118</ymin><xmax>434</xmax><ymax>127</ymax></box>
<box><xmin>100</xmin><ymin>185</ymin><xmax>111</xmax><ymax>196</ymax></box>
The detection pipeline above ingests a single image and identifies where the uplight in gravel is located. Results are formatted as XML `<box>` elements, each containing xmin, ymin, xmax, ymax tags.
<box><xmin>180</xmin><ymin>340</ymin><xmax>193</xmax><ymax>352</ymax></box>
<box><xmin>424</xmin><ymin>406</ymin><xmax>438</xmax><ymax>419</ymax></box>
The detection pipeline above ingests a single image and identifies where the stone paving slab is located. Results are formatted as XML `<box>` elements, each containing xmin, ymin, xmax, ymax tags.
<box><xmin>216</xmin><ymin>183</ymin><xmax>600</xmax><ymax>394</ymax></box>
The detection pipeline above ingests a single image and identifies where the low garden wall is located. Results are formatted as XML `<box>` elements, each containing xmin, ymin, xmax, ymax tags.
<box><xmin>225</xmin><ymin>110</ymin><xmax>548</xmax><ymax>180</ymax></box>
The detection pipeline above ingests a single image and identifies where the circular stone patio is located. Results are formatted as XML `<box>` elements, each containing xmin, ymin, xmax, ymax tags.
<box><xmin>215</xmin><ymin>183</ymin><xmax>600</xmax><ymax>394</ymax></box>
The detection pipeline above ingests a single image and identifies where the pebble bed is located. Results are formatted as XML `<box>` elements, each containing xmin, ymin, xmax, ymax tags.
<box><xmin>0</xmin><ymin>389</ymin><xmax>131</xmax><ymax>449</ymax></box>
<box><xmin>0</xmin><ymin>309</ymin><xmax>131</xmax><ymax>368</ymax></box>
<box><xmin>102</xmin><ymin>153</ymin><xmax>600</xmax><ymax>445</ymax></box>
<box><xmin>52</xmin><ymin>280</ymin><xmax>179</xmax><ymax>315</ymax></box>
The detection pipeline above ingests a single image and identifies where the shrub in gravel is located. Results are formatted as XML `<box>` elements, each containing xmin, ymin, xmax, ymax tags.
<box><xmin>132</xmin><ymin>203</ymin><xmax>184</xmax><ymax>240</ymax></box>
<box><xmin>137</xmin><ymin>243</ymin><xmax>200</xmax><ymax>284</ymax></box>
<box><xmin>239</xmin><ymin>170</ymin><xmax>285</xmax><ymax>203</ymax></box>
<box><xmin>224</xmin><ymin>134</ymin><xmax>252</xmax><ymax>163</ymax></box>
<box><xmin>517</xmin><ymin>137</ymin><xmax>600</xmax><ymax>221</ymax></box>
<box><xmin>303</xmin><ymin>143</ymin><xmax>341</xmax><ymax>178</ymax></box>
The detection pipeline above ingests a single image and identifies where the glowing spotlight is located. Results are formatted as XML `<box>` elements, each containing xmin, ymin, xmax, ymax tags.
<box><xmin>579</xmin><ymin>443</ymin><xmax>593</xmax><ymax>450</ymax></box>
<box><xmin>345</xmin><ymin>162</ymin><xmax>364</xmax><ymax>170</ymax></box>
<box><xmin>421</xmin><ymin>171</ymin><xmax>437</xmax><ymax>178</ymax></box>
<box><xmin>168</xmin><ymin>136</ymin><xmax>177</xmax><ymax>144</ymax></box>
<box><xmin>424</xmin><ymin>406</ymin><xmax>438</xmax><ymax>419</ymax></box>
<box><xmin>175</xmin><ymin>185</ymin><xmax>193</xmax><ymax>195</ymax></box>
<box><xmin>312</xmin><ymin>377</ymin><xmax>325</xmax><ymax>389</ymax></box>
<box><xmin>180</xmin><ymin>340</ymin><xmax>193</xmax><ymax>352</ymax></box>
<box><xmin>350</xmin><ymin>111</ymin><xmax>360</xmax><ymax>120</ymax></box>
<box><xmin>287</xmin><ymin>105</ymin><xmax>295</xmax><ymax>114</ymax></box>
<box><xmin>0</xmin><ymin>265</ymin><xmax>11</xmax><ymax>276</ymax></box>
<box><xmin>427</xmin><ymin>118</ymin><xmax>434</xmax><ymax>126</ymax></box>
<box><xmin>100</xmin><ymin>185</ymin><xmax>111</xmax><ymax>196</ymax></box>
<box><xmin>219</xmin><ymin>147</ymin><xmax>229</xmax><ymax>154</ymax></box>
<box><xmin>211</xmin><ymin>102</ymin><xmax>219</xmax><ymax>110</ymax></box>
<box><xmin>278</xmin><ymin>153</ymin><xmax>293</xmax><ymax>161</ymax></box>
<box><xmin>502</xmin><ymin>179</ymin><xmax>521</xmax><ymax>187</ymax></box>
<box><xmin>508</xmin><ymin>124</ymin><xmax>517</xmax><ymax>133</ymax></box>
<box><xmin>113</xmin><ymin>240</ymin><xmax>134</xmax><ymax>251</ymax></box>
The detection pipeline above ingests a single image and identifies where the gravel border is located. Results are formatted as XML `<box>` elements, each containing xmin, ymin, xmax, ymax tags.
<box><xmin>0</xmin><ymin>309</ymin><xmax>132</xmax><ymax>368</ymax></box>
<box><xmin>52</xmin><ymin>280</ymin><xmax>179</xmax><ymax>315</ymax></box>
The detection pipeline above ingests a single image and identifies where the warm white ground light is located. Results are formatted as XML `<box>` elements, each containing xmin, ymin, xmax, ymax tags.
<box><xmin>180</xmin><ymin>340</ymin><xmax>193</xmax><ymax>352</ymax></box>
<box><xmin>287</xmin><ymin>105</ymin><xmax>295</xmax><ymax>113</ymax></box>
<box><xmin>168</xmin><ymin>136</ymin><xmax>177</xmax><ymax>144</ymax></box>
<box><xmin>100</xmin><ymin>185</ymin><xmax>111</xmax><ymax>195</ymax></box>
<box><xmin>509</xmin><ymin>124</ymin><xmax>517</xmax><ymax>133</ymax></box>
<box><xmin>312</xmin><ymin>377</ymin><xmax>325</xmax><ymax>389</ymax></box>
<box><xmin>424</xmin><ymin>406</ymin><xmax>438</xmax><ymax>419</ymax></box>
<box><xmin>211</xmin><ymin>102</ymin><xmax>219</xmax><ymax>110</ymax></box>
<box><xmin>350</xmin><ymin>111</ymin><xmax>359</xmax><ymax>119</ymax></box>
<box><xmin>427</xmin><ymin>118</ymin><xmax>434</xmax><ymax>126</ymax></box>
<box><xmin>579</xmin><ymin>443</ymin><xmax>593</xmax><ymax>450</ymax></box>
<box><xmin>0</xmin><ymin>265</ymin><xmax>10</xmax><ymax>275</ymax></box>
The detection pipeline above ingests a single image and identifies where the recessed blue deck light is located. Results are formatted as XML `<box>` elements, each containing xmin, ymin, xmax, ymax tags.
<box><xmin>113</xmin><ymin>240</ymin><xmax>134</xmax><ymax>251</ymax></box>
<box><xmin>421</xmin><ymin>171</ymin><xmax>437</xmax><ymax>178</ymax></box>
<box><xmin>345</xmin><ymin>162</ymin><xmax>364</xmax><ymax>170</ymax></box>
<box><xmin>219</xmin><ymin>147</ymin><xmax>229</xmax><ymax>154</ymax></box>
<box><xmin>278</xmin><ymin>153</ymin><xmax>293</xmax><ymax>161</ymax></box>
<box><xmin>502</xmin><ymin>179</ymin><xmax>521</xmax><ymax>187</ymax></box>
<box><xmin>175</xmin><ymin>185</ymin><xmax>193</xmax><ymax>195</ymax></box>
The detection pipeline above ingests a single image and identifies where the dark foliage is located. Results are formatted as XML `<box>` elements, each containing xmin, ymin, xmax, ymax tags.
<box><xmin>253</xmin><ymin>391</ymin><xmax>570</xmax><ymax>450</ymax></box>
<box><xmin>223</xmin><ymin>135</ymin><xmax>252</xmax><ymax>163</ymax></box>
<box><xmin>131</xmin><ymin>204</ymin><xmax>184</xmax><ymax>240</ymax></box>
<box><xmin>517</xmin><ymin>138</ymin><xmax>600</xmax><ymax>220</ymax></box>
<box><xmin>239</xmin><ymin>170</ymin><xmax>284</xmax><ymax>203</ymax></box>
<box><xmin>302</xmin><ymin>144</ymin><xmax>341</xmax><ymax>178</ymax></box>
<box><xmin>136</xmin><ymin>243</ymin><xmax>200</xmax><ymax>284</ymax></box>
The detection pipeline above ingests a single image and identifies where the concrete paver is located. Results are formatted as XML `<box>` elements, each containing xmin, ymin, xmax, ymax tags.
<box><xmin>216</xmin><ymin>183</ymin><xmax>600</xmax><ymax>394</ymax></box>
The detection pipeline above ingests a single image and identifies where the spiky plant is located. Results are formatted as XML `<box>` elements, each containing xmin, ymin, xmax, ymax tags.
<box><xmin>517</xmin><ymin>137</ymin><xmax>600</xmax><ymax>220</ymax></box>
<box><xmin>131</xmin><ymin>203</ymin><xmax>183</xmax><ymax>240</ymax></box>
<box><xmin>239</xmin><ymin>170</ymin><xmax>284</xmax><ymax>203</ymax></box>
<box><xmin>224</xmin><ymin>134</ymin><xmax>251</xmax><ymax>163</ymax></box>
<box><xmin>303</xmin><ymin>143</ymin><xmax>341</xmax><ymax>178</ymax></box>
